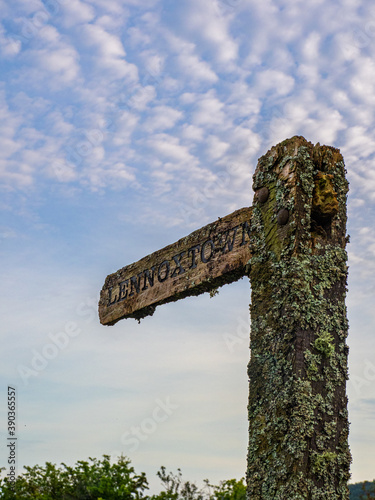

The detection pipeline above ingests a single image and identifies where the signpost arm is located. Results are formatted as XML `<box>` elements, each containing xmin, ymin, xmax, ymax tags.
<box><xmin>99</xmin><ymin>207</ymin><xmax>253</xmax><ymax>325</ymax></box>
<box><xmin>247</xmin><ymin>137</ymin><xmax>351</xmax><ymax>499</ymax></box>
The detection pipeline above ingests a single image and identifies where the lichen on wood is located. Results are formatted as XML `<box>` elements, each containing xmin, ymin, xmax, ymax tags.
<box><xmin>247</xmin><ymin>136</ymin><xmax>351</xmax><ymax>499</ymax></box>
<box><xmin>99</xmin><ymin>207</ymin><xmax>253</xmax><ymax>325</ymax></box>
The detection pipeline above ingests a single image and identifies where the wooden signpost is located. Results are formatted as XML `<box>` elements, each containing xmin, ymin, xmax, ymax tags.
<box><xmin>99</xmin><ymin>207</ymin><xmax>253</xmax><ymax>325</ymax></box>
<box><xmin>99</xmin><ymin>136</ymin><xmax>351</xmax><ymax>499</ymax></box>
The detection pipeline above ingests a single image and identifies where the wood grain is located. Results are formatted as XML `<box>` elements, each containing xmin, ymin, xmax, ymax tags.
<box><xmin>99</xmin><ymin>207</ymin><xmax>253</xmax><ymax>325</ymax></box>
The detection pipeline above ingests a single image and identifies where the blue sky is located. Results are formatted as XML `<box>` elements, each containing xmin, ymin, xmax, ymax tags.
<box><xmin>1</xmin><ymin>0</ymin><xmax>375</xmax><ymax>492</ymax></box>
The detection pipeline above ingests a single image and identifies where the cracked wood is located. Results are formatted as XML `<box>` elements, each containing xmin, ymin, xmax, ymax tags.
<box><xmin>99</xmin><ymin>206</ymin><xmax>253</xmax><ymax>325</ymax></box>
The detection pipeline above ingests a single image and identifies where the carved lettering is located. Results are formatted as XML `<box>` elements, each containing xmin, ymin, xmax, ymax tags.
<box><xmin>201</xmin><ymin>239</ymin><xmax>215</xmax><ymax>263</ymax></box>
<box><xmin>107</xmin><ymin>286</ymin><xmax>117</xmax><ymax>306</ymax></box>
<box><xmin>118</xmin><ymin>280</ymin><xmax>129</xmax><ymax>302</ymax></box>
<box><xmin>188</xmin><ymin>244</ymin><xmax>201</xmax><ymax>269</ymax></box>
<box><xmin>99</xmin><ymin>207</ymin><xmax>253</xmax><ymax>324</ymax></box>
<box><xmin>220</xmin><ymin>225</ymin><xmax>239</xmax><ymax>253</ymax></box>
<box><xmin>241</xmin><ymin>221</ymin><xmax>252</xmax><ymax>246</ymax></box>
<box><xmin>158</xmin><ymin>261</ymin><xmax>170</xmax><ymax>282</ymax></box>
<box><xmin>171</xmin><ymin>252</ymin><xmax>186</xmax><ymax>278</ymax></box>
<box><xmin>129</xmin><ymin>273</ymin><xmax>142</xmax><ymax>297</ymax></box>
<box><xmin>142</xmin><ymin>267</ymin><xmax>155</xmax><ymax>291</ymax></box>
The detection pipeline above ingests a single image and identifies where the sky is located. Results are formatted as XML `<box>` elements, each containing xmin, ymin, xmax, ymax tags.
<box><xmin>1</xmin><ymin>0</ymin><xmax>375</xmax><ymax>493</ymax></box>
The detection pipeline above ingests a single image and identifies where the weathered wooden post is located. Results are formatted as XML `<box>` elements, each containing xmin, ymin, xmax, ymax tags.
<box><xmin>98</xmin><ymin>136</ymin><xmax>351</xmax><ymax>499</ymax></box>
<box><xmin>247</xmin><ymin>137</ymin><xmax>351</xmax><ymax>499</ymax></box>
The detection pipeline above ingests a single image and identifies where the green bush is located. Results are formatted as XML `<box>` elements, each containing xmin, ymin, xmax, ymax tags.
<box><xmin>0</xmin><ymin>456</ymin><xmax>246</xmax><ymax>500</ymax></box>
<box><xmin>0</xmin><ymin>455</ymin><xmax>148</xmax><ymax>500</ymax></box>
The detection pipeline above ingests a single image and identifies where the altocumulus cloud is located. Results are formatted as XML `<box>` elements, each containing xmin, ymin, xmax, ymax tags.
<box><xmin>1</xmin><ymin>0</ymin><xmax>375</xmax><ymax>490</ymax></box>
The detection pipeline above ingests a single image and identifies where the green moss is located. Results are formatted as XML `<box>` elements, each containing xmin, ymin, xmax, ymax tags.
<box><xmin>314</xmin><ymin>331</ymin><xmax>335</xmax><ymax>358</ymax></box>
<box><xmin>247</xmin><ymin>137</ymin><xmax>351</xmax><ymax>500</ymax></box>
<box><xmin>312</xmin><ymin>451</ymin><xmax>338</xmax><ymax>476</ymax></box>
<box><xmin>305</xmin><ymin>349</ymin><xmax>321</xmax><ymax>380</ymax></box>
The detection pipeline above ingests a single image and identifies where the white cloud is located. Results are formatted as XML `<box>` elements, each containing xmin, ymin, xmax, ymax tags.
<box><xmin>81</xmin><ymin>160</ymin><xmax>136</xmax><ymax>190</ymax></box>
<box><xmin>205</xmin><ymin>135</ymin><xmax>230</xmax><ymax>161</ymax></box>
<box><xmin>178</xmin><ymin>0</ymin><xmax>238</xmax><ymax>66</ymax></box>
<box><xmin>334</xmin><ymin>31</ymin><xmax>367</xmax><ymax>62</ymax></box>
<box><xmin>0</xmin><ymin>91</ymin><xmax>21</xmax><ymax>136</ymax></box>
<box><xmin>45</xmin><ymin>111</ymin><xmax>75</xmax><ymax>136</ymax></box>
<box><xmin>220</xmin><ymin>126</ymin><xmax>261</xmax><ymax>171</ymax></box>
<box><xmin>49</xmin><ymin>159</ymin><xmax>78</xmax><ymax>183</ymax></box>
<box><xmin>302</xmin><ymin>31</ymin><xmax>321</xmax><ymax>60</ymax></box>
<box><xmin>39</xmin><ymin>24</ymin><xmax>62</xmax><ymax>44</ymax></box>
<box><xmin>255</xmin><ymin>69</ymin><xmax>295</xmax><ymax>97</ymax></box>
<box><xmin>18</xmin><ymin>26</ymin><xmax>82</xmax><ymax>89</ymax></box>
<box><xmin>81</xmin><ymin>23</ymin><xmax>138</xmax><ymax>81</ymax></box>
<box><xmin>191</xmin><ymin>90</ymin><xmax>226</xmax><ymax>127</ymax></box>
<box><xmin>344</xmin><ymin>127</ymin><xmax>375</xmax><ymax>160</ymax></box>
<box><xmin>0</xmin><ymin>23</ymin><xmax>22</xmax><ymax>57</ymax></box>
<box><xmin>96</xmin><ymin>14</ymin><xmax>126</xmax><ymax>31</ymax></box>
<box><xmin>166</xmin><ymin>33</ymin><xmax>218</xmax><ymax>84</ymax></box>
<box><xmin>33</xmin><ymin>45</ymin><xmax>80</xmax><ymax>85</ymax></box>
<box><xmin>146</xmin><ymin>133</ymin><xmax>196</xmax><ymax>165</ymax></box>
<box><xmin>107</xmin><ymin>162</ymin><xmax>136</xmax><ymax>183</ymax></box>
<box><xmin>179</xmin><ymin>92</ymin><xmax>197</xmax><ymax>105</ymax></box>
<box><xmin>9</xmin><ymin>0</ymin><xmax>46</xmax><ymax>16</ymax></box>
<box><xmin>226</xmin><ymin>81</ymin><xmax>261</xmax><ymax>121</ymax></box>
<box><xmin>89</xmin><ymin>0</ymin><xmax>157</xmax><ymax>9</ymax></box>
<box><xmin>296</xmin><ymin>62</ymin><xmax>322</xmax><ymax>87</ymax></box>
<box><xmin>2</xmin><ymin>0</ymin><xmax>375</xmax><ymax>485</ymax></box>
<box><xmin>0</xmin><ymin>89</ymin><xmax>33</xmax><ymax>187</ymax></box>
<box><xmin>139</xmin><ymin>50</ymin><xmax>165</xmax><ymax>78</ymax></box>
<box><xmin>124</xmin><ymin>85</ymin><xmax>157</xmax><ymax>112</ymax></box>
<box><xmin>83</xmin><ymin>24</ymin><xmax>126</xmax><ymax>58</ymax></box>
<box><xmin>60</xmin><ymin>0</ymin><xmax>96</xmax><ymax>28</ymax></box>
<box><xmin>85</xmin><ymin>0</ymin><xmax>129</xmax><ymax>14</ymax></box>
<box><xmin>180</xmin><ymin>124</ymin><xmax>205</xmax><ymax>142</ymax></box>
<box><xmin>0</xmin><ymin>159</ymin><xmax>34</xmax><ymax>187</ymax></box>
<box><xmin>349</xmin><ymin>57</ymin><xmax>375</xmax><ymax>106</ymax></box>
<box><xmin>267</xmin><ymin>89</ymin><xmax>346</xmax><ymax>146</ymax></box>
<box><xmin>127</xmin><ymin>26</ymin><xmax>151</xmax><ymax>47</ymax></box>
<box><xmin>110</xmin><ymin>110</ymin><xmax>139</xmax><ymax>146</ymax></box>
<box><xmin>0</xmin><ymin>226</ymin><xmax>18</xmax><ymax>239</ymax></box>
<box><xmin>142</xmin><ymin>106</ymin><xmax>183</xmax><ymax>133</ymax></box>
<box><xmin>0</xmin><ymin>137</ymin><xmax>21</xmax><ymax>159</ymax></box>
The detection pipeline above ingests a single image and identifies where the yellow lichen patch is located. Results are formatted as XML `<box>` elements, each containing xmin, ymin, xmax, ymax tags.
<box><xmin>247</xmin><ymin>138</ymin><xmax>350</xmax><ymax>499</ymax></box>
<box><xmin>312</xmin><ymin>172</ymin><xmax>339</xmax><ymax>218</ymax></box>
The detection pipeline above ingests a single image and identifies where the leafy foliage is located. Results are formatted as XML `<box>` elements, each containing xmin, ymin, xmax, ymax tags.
<box><xmin>0</xmin><ymin>455</ymin><xmax>148</xmax><ymax>500</ymax></box>
<box><xmin>4</xmin><ymin>455</ymin><xmax>373</xmax><ymax>500</ymax></box>
<box><xmin>148</xmin><ymin>466</ymin><xmax>246</xmax><ymax>500</ymax></box>
<box><xmin>348</xmin><ymin>481</ymin><xmax>375</xmax><ymax>500</ymax></box>
<box><xmin>0</xmin><ymin>456</ymin><xmax>246</xmax><ymax>500</ymax></box>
